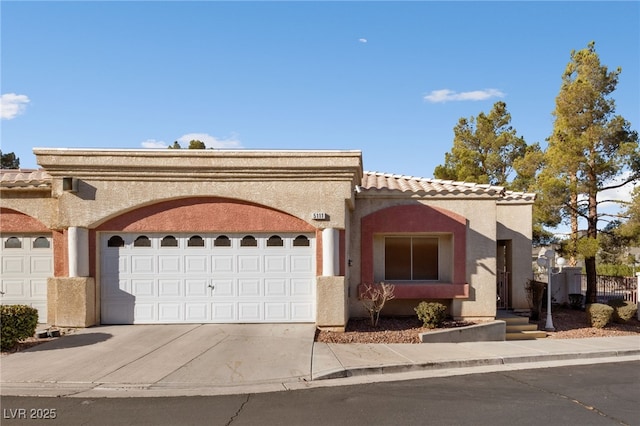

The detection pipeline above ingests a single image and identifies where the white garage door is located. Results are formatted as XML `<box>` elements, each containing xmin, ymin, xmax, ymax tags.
<box><xmin>100</xmin><ymin>233</ymin><xmax>316</xmax><ymax>324</ymax></box>
<box><xmin>1</xmin><ymin>235</ymin><xmax>53</xmax><ymax>323</ymax></box>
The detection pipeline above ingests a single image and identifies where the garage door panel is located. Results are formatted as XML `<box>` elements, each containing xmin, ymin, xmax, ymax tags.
<box><xmin>291</xmin><ymin>303</ymin><xmax>314</xmax><ymax>321</ymax></box>
<box><xmin>265</xmin><ymin>279</ymin><xmax>287</xmax><ymax>297</ymax></box>
<box><xmin>291</xmin><ymin>278</ymin><xmax>313</xmax><ymax>296</ymax></box>
<box><xmin>3</xmin><ymin>257</ymin><xmax>25</xmax><ymax>274</ymax></box>
<box><xmin>186</xmin><ymin>303</ymin><xmax>208</xmax><ymax>321</ymax></box>
<box><xmin>291</xmin><ymin>256</ymin><xmax>313</xmax><ymax>273</ymax></box>
<box><xmin>158</xmin><ymin>279</ymin><xmax>181</xmax><ymax>297</ymax></box>
<box><xmin>135</xmin><ymin>304</ymin><xmax>156</xmax><ymax>322</ymax></box>
<box><xmin>264</xmin><ymin>255</ymin><xmax>286</xmax><ymax>273</ymax></box>
<box><xmin>212</xmin><ymin>256</ymin><xmax>233</xmax><ymax>273</ymax></box>
<box><xmin>131</xmin><ymin>279</ymin><xmax>155</xmax><ymax>297</ymax></box>
<box><xmin>159</xmin><ymin>303</ymin><xmax>182</xmax><ymax>322</ymax></box>
<box><xmin>31</xmin><ymin>256</ymin><xmax>52</xmax><ymax>274</ymax></box>
<box><xmin>158</xmin><ymin>256</ymin><xmax>181</xmax><ymax>273</ymax></box>
<box><xmin>265</xmin><ymin>303</ymin><xmax>287</xmax><ymax>321</ymax></box>
<box><xmin>212</xmin><ymin>279</ymin><xmax>234</xmax><ymax>297</ymax></box>
<box><xmin>2</xmin><ymin>279</ymin><xmax>28</xmax><ymax>297</ymax></box>
<box><xmin>101</xmin><ymin>233</ymin><xmax>316</xmax><ymax>324</ymax></box>
<box><xmin>212</xmin><ymin>303</ymin><xmax>235</xmax><ymax>321</ymax></box>
<box><xmin>238</xmin><ymin>255</ymin><xmax>260</xmax><ymax>273</ymax></box>
<box><xmin>131</xmin><ymin>256</ymin><xmax>154</xmax><ymax>274</ymax></box>
<box><xmin>103</xmin><ymin>255</ymin><xmax>127</xmax><ymax>274</ymax></box>
<box><xmin>185</xmin><ymin>256</ymin><xmax>208</xmax><ymax>273</ymax></box>
<box><xmin>238</xmin><ymin>303</ymin><xmax>261</xmax><ymax>321</ymax></box>
<box><xmin>186</xmin><ymin>278</ymin><xmax>209</xmax><ymax>297</ymax></box>
<box><xmin>31</xmin><ymin>279</ymin><xmax>48</xmax><ymax>298</ymax></box>
<box><xmin>238</xmin><ymin>279</ymin><xmax>261</xmax><ymax>297</ymax></box>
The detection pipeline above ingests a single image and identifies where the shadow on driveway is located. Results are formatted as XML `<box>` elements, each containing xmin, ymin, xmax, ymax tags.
<box><xmin>23</xmin><ymin>332</ymin><xmax>113</xmax><ymax>352</ymax></box>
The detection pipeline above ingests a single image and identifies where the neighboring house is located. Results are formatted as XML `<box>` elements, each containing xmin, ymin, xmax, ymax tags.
<box><xmin>0</xmin><ymin>149</ymin><xmax>535</xmax><ymax>329</ymax></box>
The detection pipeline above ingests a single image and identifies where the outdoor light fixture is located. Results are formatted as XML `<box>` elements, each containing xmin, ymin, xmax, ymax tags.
<box><xmin>537</xmin><ymin>249</ymin><xmax>566</xmax><ymax>332</ymax></box>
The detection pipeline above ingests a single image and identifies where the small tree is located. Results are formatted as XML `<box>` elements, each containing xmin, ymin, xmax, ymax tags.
<box><xmin>359</xmin><ymin>283</ymin><xmax>395</xmax><ymax>327</ymax></box>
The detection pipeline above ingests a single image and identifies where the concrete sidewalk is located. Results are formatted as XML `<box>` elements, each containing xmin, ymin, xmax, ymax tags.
<box><xmin>1</xmin><ymin>324</ymin><xmax>638</xmax><ymax>398</ymax></box>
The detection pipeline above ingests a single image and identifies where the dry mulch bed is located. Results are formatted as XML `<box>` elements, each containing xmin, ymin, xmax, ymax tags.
<box><xmin>315</xmin><ymin>306</ymin><xmax>640</xmax><ymax>344</ymax></box>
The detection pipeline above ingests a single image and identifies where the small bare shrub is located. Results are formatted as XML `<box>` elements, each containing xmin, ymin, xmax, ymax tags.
<box><xmin>586</xmin><ymin>303</ymin><xmax>614</xmax><ymax>328</ymax></box>
<box><xmin>415</xmin><ymin>301</ymin><xmax>447</xmax><ymax>329</ymax></box>
<box><xmin>359</xmin><ymin>282</ymin><xmax>395</xmax><ymax>327</ymax></box>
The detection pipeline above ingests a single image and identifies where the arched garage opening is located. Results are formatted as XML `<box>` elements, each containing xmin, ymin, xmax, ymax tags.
<box><xmin>93</xmin><ymin>197</ymin><xmax>319</xmax><ymax>324</ymax></box>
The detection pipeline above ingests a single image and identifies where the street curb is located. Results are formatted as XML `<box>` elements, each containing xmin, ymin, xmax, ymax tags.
<box><xmin>312</xmin><ymin>348</ymin><xmax>640</xmax><ymax>380</ymax></box>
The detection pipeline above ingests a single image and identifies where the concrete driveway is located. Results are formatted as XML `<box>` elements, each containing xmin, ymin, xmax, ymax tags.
<box><xmin>0</xmin><ymin>323</ymin><xmax>316</xmax><ymax>395</ymax></box>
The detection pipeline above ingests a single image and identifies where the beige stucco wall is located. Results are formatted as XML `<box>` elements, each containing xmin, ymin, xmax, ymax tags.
<box><xmin>33</xmin><ymin>149</ymin><xmax>362</xmax><ymax>328</ymax></box>
<box><xmin>349</xmin><ymin>196</ymin><xmax>500</xmax><ymax>321</ymax></box>
<box><xmin>497</xmin><ymin>201</ymin><xmax>534</xmax><ymax>310</ymax></box>
<box><xmin>34</xmin><ymin>149</ymin><xmax>362</xmax><ymax>230</ymax></box>
<box><xmin>0</xmin><ymin>192</ymin><xmax>56</xmax><ymax>229</ymax></box>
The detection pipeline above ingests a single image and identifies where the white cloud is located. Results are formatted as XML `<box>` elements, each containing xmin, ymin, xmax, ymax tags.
<box><xmin>141</xmin><ymin>139</ymin><xmax>168</xmax><ymax>148</ymax></box>
<box><xmin>1</xmin><ymin>93</ymin><xmax>30</xmax><ymax>119</ymax></box>
<box><xmin>177</xmin><ymin>133</ymin><xmax>242</xmax><ymax>149</ymax></box>
<box><xmin>359</xmin><ymin>38</ymin><xmax>368</xmax><ymax>43</ymax></box>
<box><xmin>424</xmin><ymin>88</ymin><xmax>505</xmax><ymax>103</ymax></box>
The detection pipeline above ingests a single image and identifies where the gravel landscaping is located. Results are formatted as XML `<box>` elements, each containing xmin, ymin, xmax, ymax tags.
<box><xmin>315</xmin><ymin>306</ymin><xmax>640</xmax><ymax>344</ymax></box>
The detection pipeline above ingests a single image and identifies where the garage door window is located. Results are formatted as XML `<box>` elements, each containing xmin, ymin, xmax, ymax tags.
<box><xmin>187</xmin><ymin>235</ymin><xmax>205</xmax><ymax>247</ymax></box>
<box><xmin>33</xmin><ymin>237</ymin><xmax>50</xmax><ymax>249</ymax></box>
<box><xmin>267</xmin><ymin>235</ymin><xmax>284</xmax><ymax>247</ymax></box>
<box><xmin>241</xmin><ymin>235</ymin><xmax>257</xmax><ymax>247</ymax></box>
<box><xmin>107</xmin><ymin>236</ymin><xmax>125</xmax><ymax>247</ymax></box>
<box><xmin>293</xmin><ymin>235</ymin><xmax>310</xmax><ymax>247</ymax></box>
<box><xmin>4</xmin><ymin>237</ymin><xmax>22</xmax><ymax>249</ymax></box>
<box><xmin>134</xmin><ymin>236</ymin><xmax>151</xmax><ymax>247</ymax></box>
<box><xmin>214</xmin><ymin>235</ymin><xmax>231</xmax><ymax>247</ymax></box>
<box><xmin>161</xmin><ymin>235</ymin><xmax>178</xmax><ymax>247</ymax></box>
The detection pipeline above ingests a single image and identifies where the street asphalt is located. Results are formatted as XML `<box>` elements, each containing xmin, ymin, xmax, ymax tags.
<box><xmin>1</xmin><ymin>324</ymin><xmax>638</xmax><ymax>398</ymax></box>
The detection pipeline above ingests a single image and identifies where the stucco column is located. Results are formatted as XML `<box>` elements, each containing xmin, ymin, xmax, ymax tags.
<box><xmin>68</xmin><ymin>226</ymin><xmax>89</xmax><ymax>277</ymax></box>
<box><xmin>322</xmin><ymin>228</ymin><xmax>340</xmax><ymax>276</ymax></box>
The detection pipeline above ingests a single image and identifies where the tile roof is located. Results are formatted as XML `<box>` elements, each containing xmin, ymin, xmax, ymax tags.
<box><xmin>0</xmin><ymin>169</ymin><xmax>52</xmax><ymax>190</ymax></box>
<box><xmin>359</xmin><ymin>171</ymin><xmax>536</xmax><ymax>201</ymax></box>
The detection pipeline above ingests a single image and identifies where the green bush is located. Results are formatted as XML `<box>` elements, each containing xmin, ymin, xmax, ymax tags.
<box><xmin>414</xmin><ymin>301</ymin><xmax>447</xmax><ymax>329</ymax></box>
<box><xmin>1</xmin><ymin>305</ymin><xmax>39</xmax><ymax>351</ymax></box>
<box><xmin>568</xmin><ymin>293</ymin><xmax>584</xmax><ymax>310</ymax></box>
<box><xmin>586</xmin><ymin>303</ymin><xmax>614</xmax><ymax>329</ymax></box>
<box><xmin>607</xmin><ymin>300</ymin><xmax>638</xmax><ymax>323</ymax></box>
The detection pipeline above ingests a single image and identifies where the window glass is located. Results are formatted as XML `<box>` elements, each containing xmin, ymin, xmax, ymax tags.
<box><xmin>214</xmin><ymin>235</ymin><xmax>231</xmax><ymax>247</ymax></box>
<box><xmin>161</xmin><ymin>235</ymin><xmax>178</xmax><ymax>247</ymax></box>
<box><xmin>33</xmin><ymin>237</ymin><xmax>51</xmax><ymax>249</ymax></box>
<box><xmin>4</xmin><ymin>237</ymin><xmax>21</xmax><ymax>249</ymax></box>
<box><xmin>385</xmin><ymin>237</ymin><xmax>412</xmax><ymax>280</ymax></box>
<box><xmin>267</xmin><ymin>235</ymin><xmax>283</xmax><ymax>247</ymax></box>
<box><xmin>107</xmin><ymin>236</ymin><xmax>125</xmax><ymax>247</ymax></box>
<box><xmin>188</xmin><ymin>235</ymin><xmax>205</xmax><ymax>247</ymax></box>
<box><xmin>293</xmin><ymin>235</ymin><xmax>310</xmax><ymax>247</ymax></box>
<box><xmin>134</xmin><ymin>235</ymin><xmax>151</xmax><ymax>247</ymax></box>
<box><xmin>412</xmin><ymin>237</ymin><xmax>439</xmax><ymax>280</ymax></box>
<box><xmin>240</xmin><ymin>235</ymin><xmax>257</xmax><ymax>247</ymax></box>
<box><xmin>384</xmin><ymin>236</ymin><xmax>438</xmax><ymax>280</ymax></box>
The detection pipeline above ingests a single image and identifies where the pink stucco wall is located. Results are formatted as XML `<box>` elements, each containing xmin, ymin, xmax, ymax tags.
<box><xmin>0</xmin><ymin>208</ymin><xmax>50</xmax><ymax>232</ymax></box>
<box><xmin>360</xmin><ymin>204</ymin><xmax>467</xmax><ymax>289</ymax></box>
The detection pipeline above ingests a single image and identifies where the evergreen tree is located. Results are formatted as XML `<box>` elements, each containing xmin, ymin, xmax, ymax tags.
<box><xmin>541</xmin><ymin>41</ymin><xmax>638</xmax><ymax>303</ymax></box>
<box><xmin>0</xmin><ymin>151</ymin><xmax>20</xmax><ymax>169</ymax></box>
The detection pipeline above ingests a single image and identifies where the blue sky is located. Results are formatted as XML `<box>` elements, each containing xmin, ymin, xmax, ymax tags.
<box><xmin>2</xmin><ymin>1</ymin><xmax>639</xmax><ymax>186</ymax></box>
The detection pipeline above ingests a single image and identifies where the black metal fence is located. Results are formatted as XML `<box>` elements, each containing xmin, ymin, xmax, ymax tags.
<box><xmin>578</xmin><ymin>275</ymin><xmax>638</xmax><ymax>304</ymax></box>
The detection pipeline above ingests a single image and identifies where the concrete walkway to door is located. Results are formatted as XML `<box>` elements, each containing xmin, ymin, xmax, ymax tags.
<box><xmin>0</xmin><ymin>324</ymin><xmax>316</xmax><ymax>396</ymax></box>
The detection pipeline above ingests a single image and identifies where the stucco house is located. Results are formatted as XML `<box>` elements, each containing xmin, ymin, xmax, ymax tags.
<box><xmin>0</xmin><ymin>148</ymin><xmax>535</xmax><ymax>330</ymax></box>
